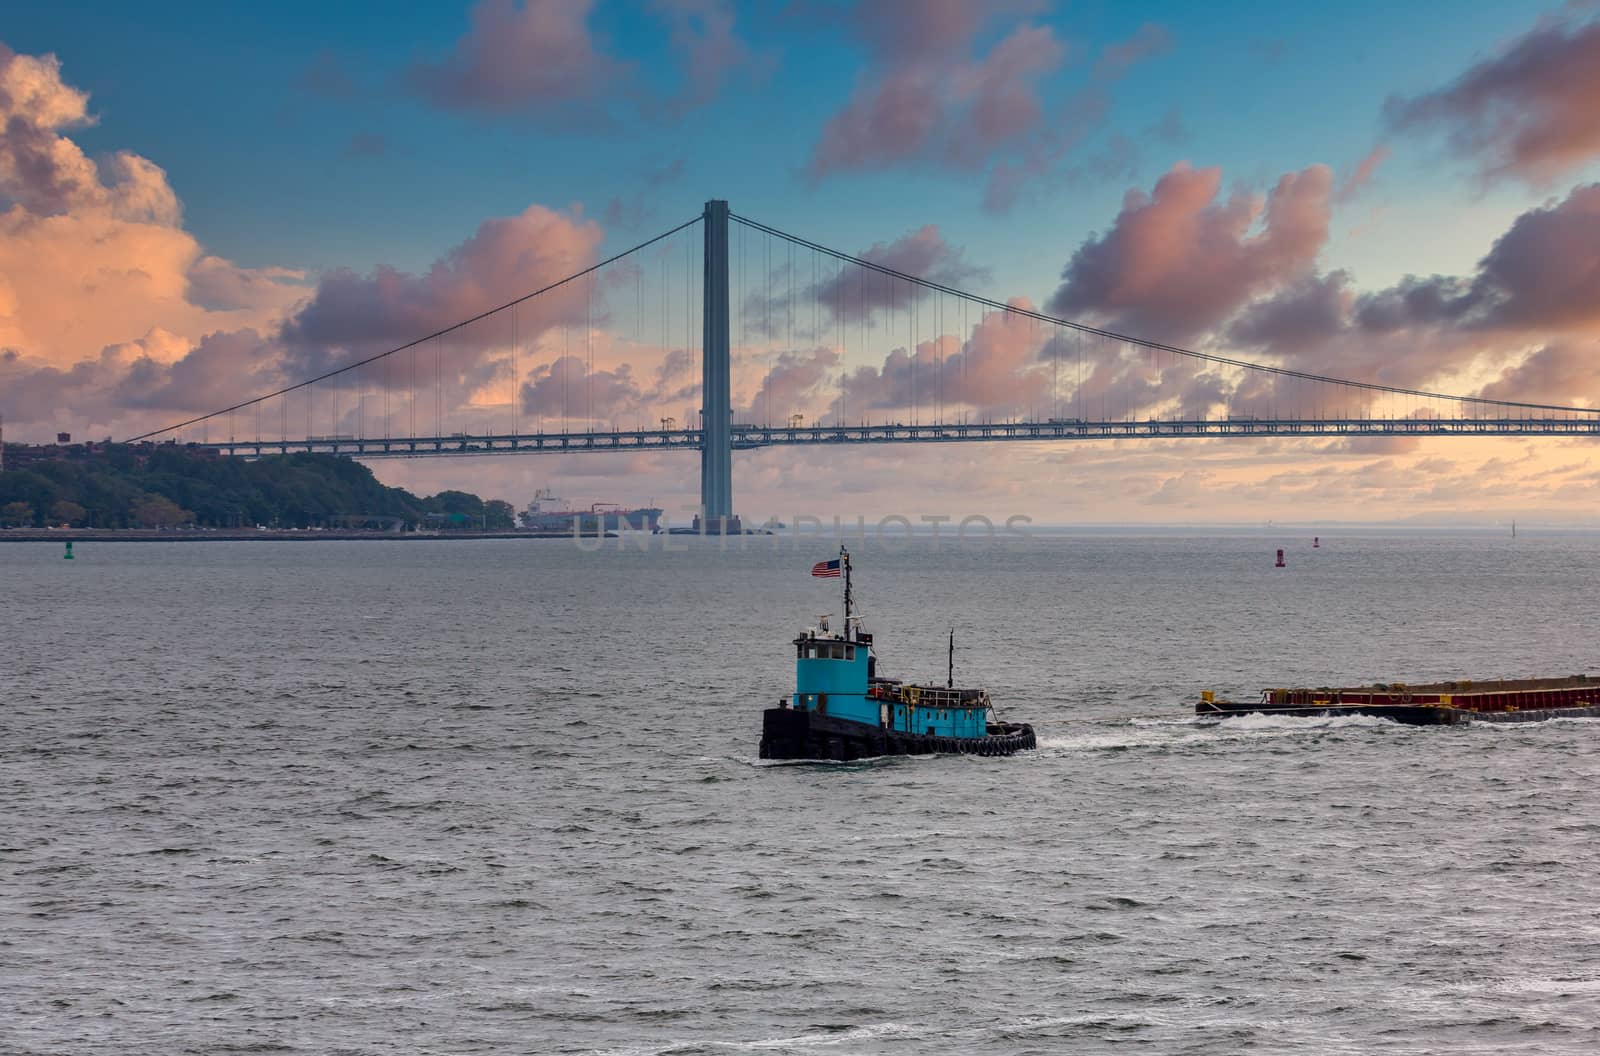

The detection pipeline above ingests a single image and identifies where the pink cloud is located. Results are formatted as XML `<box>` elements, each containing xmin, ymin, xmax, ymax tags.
<box><xmin>1479</xmin><ymin>341</ymin><xmax>1600</xmax><ymax>405</ymax></box>
<box><xmin>1220</xmin><ymin>182</ymin><xmax>1600</xmax><ymax>405</ymax></box>
<box><xmin>805</xmin><ymin>5</ymin><xmax>1066</xmax><ymax>183</ymax></box>
<box><xmin>406</xmin><ymin>0</ymin><xmax>623</xmax><ymax>115</ymax></box>
<box><xmin>114</xmin><ymin>329</ymin><xmax>280</xmax><ymax>412</ymax></box>
<box><xmin>279</xmin><ymin>203</ymin><xmax>603</xmax><ymax>375</ymax></box>
<box><xmin>1337</xmin><ymin>145</ymin><xmax>1388</xmax><ymax>202</ymax></box>
<box><xmin>521</xmin><ymin>354</ymin><xmax>643</xmax><ymax>423</ymax></box>
<box><xmin>406</xmin><ymin>0</ymin><xmax>756</xmax><ymax>118</ymax></box>
<box><xmin>1047</xmin><ymin>162</ymin><xmax>1333</xmax><ymax>344</ymax></box>
<box><xmin>0</xmin><ymin>40</ymin><xmax>305</xmax><ymax>443</ymax></box>
<box><xmin>740</xmin><ymin>346</ymin><xmax>840</xmax><ymax>423</ymax></box>
<box><xmin>1385</xmin><ymin>12</ymin><xmax>1600</xmax><ymax>185</ymax></box>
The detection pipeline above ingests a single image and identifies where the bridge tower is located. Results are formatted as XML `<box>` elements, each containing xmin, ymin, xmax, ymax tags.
<box><xmin>700</xmin><ymin>199</ymin><xmax>733</xmax><ymax>524</ymax></box>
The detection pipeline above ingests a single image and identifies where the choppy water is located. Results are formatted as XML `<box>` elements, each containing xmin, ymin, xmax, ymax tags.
<box><xmin>5</xmin><ymin>531</ymin><xmax>1600</xmax><ymax>1054</ymax></box>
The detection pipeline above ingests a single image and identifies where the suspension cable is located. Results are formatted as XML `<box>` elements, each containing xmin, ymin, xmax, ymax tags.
<box><xmin>729</xmin><ymin>211</ymin><xmax>1599</xmax><ymax>417</ymax></box>
<box><xmin>123</xmin><ymin>214</ymin><xmax>705</xmax><ymax>442</ymax></box>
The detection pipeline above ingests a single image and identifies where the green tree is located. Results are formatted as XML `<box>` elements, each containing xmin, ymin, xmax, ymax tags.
<box><xmin>484</xmin><ymin>499</ymin><xmax>515</xmax><ymax>530</ymax></box>
<box><xmin>0</xmin><ymin>500</ymin><xmax>34</xmax><ymax>527</ymax></box>
<box><xmin>50</xmin><ymin>499</ymin><xmax>87</xmax><ymax>526</ymax></box>
<box><xmin>131</xmin><ymin>494</ymin><xmax>195</xmax><ymax>528</ymax></box>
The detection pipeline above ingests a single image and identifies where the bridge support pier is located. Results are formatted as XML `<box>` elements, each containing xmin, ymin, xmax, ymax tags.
<box><xmin>700</xmin><ymin>199</ymin><xmax>733</xmax><ymax>525</ymax></box>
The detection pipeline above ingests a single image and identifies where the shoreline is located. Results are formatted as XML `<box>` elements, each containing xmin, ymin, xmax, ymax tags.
<box><xmin>0</xmin><ymin>529</ymin><xmax>579</xmax><ymax>543</ymax></box>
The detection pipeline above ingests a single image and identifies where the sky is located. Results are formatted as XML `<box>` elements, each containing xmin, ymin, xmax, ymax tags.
<box><xmin>4</xmin><ymin>0</ymin><xmax>1600</xmax><ymax>524</ymax></box>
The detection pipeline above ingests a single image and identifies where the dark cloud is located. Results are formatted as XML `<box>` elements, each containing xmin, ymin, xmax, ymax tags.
<box><xmin>114</xmin><ymin>329</ymin><xmax>279</xmax><ymax>412</ymax></box>
<box><xmin>810</xmin><ymin>225</ymin><xmax>985</xmax><ymax>322</ymax></box>
<box><xmin>1469</xmin><ymin>182</ymin><xmax>1600</xmax><ymax>329</ymax></box>
<box><xmin>1229</xmin><ymin>271</ymin><xmax>1353</xmax><ymax>351</ymax></box>
<box><xmin>521</xmin><ymin>355</ymin><xmax>642</xmax><ymax>423</ymax></box>
<box><xmin>1385</xmin><ymin>13</ymin><xmax>1600</xmax><ymax>185</ymax></box>
<box><xmin>1480</xmin><ymin>340</ymin><xmax>1600</xmax><ymax>406</ymax></box>
<box><xmin>279</xmin><ymin>203</ymin><xmax>601</xmax><ymax>374</ymax></box>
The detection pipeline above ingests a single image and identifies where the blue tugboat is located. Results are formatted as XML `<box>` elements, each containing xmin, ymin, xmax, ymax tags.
<box><xmin>759</xmin><ymin>547</ymin><xmax>1037</xmax><ymax>761</ymax></box>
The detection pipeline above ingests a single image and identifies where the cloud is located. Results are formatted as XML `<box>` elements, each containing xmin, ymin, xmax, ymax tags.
<box><xmin>650</xmin><ymin>0</ymin><xmax>765</xmax><ymax>114</ymax></box>
<box><xmin>186</xmin><ymin>256</ymin><xmax>312</xmax><ymax>313</ymax></box>
<box><xmin>521</xmin><ymin>355</ymin><xmax>643</xmax><ymax>423</ymax></box>
<box><xmin>1093</xmin><ymin>22</ymin><xmax>1172</xmax><ymax>78</ymax></box>
<box><xmin>977</xmin><ymin>24</ymin><xmax>1176</xmax><ymax>214</ymax></box>
<box><xmin>279</xmin><ymin>203</ymin><xmax>603</xmax><ymax>374</ymax></box>
<box><xmin>1384</xmin><ymin>12</ymin><xmax>1600</xmax><ymax>186</ymax></box>
<box><xmin>406</xmin><ymin>0</ymin><xmax>623</xmax><ymax>116</ymax></box>
<box><xmin>1228</xmin><ymin>271</ymin><xmax>1354</xmax><ymax>352</ymax></box>
<box><xmin>114</xmin><ymin>328</ymin><xmax>280</xmax><ymax>412</ymax></box>
<box><xmin>805</xmin><ymin>4</ymin><xmax>1067</xmax><ymax>182</ymax></box>
<box><xmin>405</xmin><ymin>0</ymin><xmax>756</xmax><ymax>119</ymax></box>
<box><xmin>808</xmin><ymin>225</ymin><xmax>985</xmax><ymax>322</ymax></box>
<box><xmin>0</xmin><ymin>46</ymin><xmax>180</xmax><ymax>223</ymax></box>
<box><xmin>1479</xmin><ymin>340</ymin><xmax>1600</xmax><ymax>405</ymax></box>
<box><xmin>1215</xmin><ymin>180</ymin><xmax>1600</xmax><ymax>407</ymax></box>
<box><xmin>0</xmin><ymin>40</ymin><xmax>630</xmax><ymax>443</ymax></box>
<box><xmin>1466</xmin><ymin>181</ymin><xmax>1600</xmax><ymax>330</ymax></box>
<box><xmin>0</xmin><ymin>42</ymin><xmax>305</xmax><ymax>392</ymax></box>
<box><xmin>740</xmin><ymin>346</ymin><xmax>839</xmax><ymax>423</ymax></box>
<box><xmin>1282</xmin><ymin>181</ymin><xmax>1600</xmax><ymax>340</ymax></box>
<box><xmin>1047</xmin><ymin>162</ymin><xmax>1333</xmax><ymax>344</ymax></box>
<box><xmin>1337</xmin><ymin>146</ymin><xmax>1388</xmax><ymax>201</ymax></box>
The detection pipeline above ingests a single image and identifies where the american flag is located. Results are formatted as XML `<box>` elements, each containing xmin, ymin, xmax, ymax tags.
<box><xmin>810</xmin><ymin>559</ymin><xmax>842</xmax><ymax>578</ymax></box>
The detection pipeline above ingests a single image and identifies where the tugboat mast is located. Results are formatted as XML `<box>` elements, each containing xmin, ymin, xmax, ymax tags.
<box><xmin>841</xmin><ymin>545</ymin><xmax>853</xmax><ymax>641</ymax></box>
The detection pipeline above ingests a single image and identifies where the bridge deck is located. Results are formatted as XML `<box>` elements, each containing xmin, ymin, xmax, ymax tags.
<box><xmin>171</xmin><ymin>417</ymin><xmax>1600</xmax><ymax>458</ymax></box>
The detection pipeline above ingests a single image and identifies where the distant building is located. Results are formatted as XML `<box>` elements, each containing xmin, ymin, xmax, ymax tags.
<box><xmin>57</xmin><ymin>432</ymin><xmax>71</xmax><ymax>443</ymax></box>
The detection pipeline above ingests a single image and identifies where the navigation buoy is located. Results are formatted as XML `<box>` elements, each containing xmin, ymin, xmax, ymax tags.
<box><xmin>1313</xmin><ymin>536</ymin><xmax>1320</xmax><ymax>548</ymax></box>
<box><xmin>1275</xmin><ymin>548</ymin><xmax>1285</xmax><ymax>568</ymax></box>
<box><xmin>63</xmin><ymin>540</ymin><xmax>74</xmax><ymax>560</ymax></box>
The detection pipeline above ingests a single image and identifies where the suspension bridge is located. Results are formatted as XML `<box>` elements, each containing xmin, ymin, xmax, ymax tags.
<box><xmin>127</xmin><ymin>200</ymin><xmax>1600</xmax><ymax>524</ymax></box>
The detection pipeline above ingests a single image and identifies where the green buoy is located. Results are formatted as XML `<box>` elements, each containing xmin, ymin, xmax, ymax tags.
<box><xmin>64</xmin><ymin>540</ymin><xmax>74</xmax><ymax>560</ymax></box>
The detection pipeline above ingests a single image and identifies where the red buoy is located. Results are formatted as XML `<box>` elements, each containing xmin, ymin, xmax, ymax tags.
<box><xmin>1275</xmin><ymin>548</ymin><xmax>1286</xmax><ymax>568</ymax></box>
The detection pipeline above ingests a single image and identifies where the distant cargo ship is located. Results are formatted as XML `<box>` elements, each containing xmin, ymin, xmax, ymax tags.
<box><xmin>519</xmin><ymin>488</ymin><xmax>662</xmax><ymax>532</ymax></box>
<box><xmin>1198</xmin><ymin>676</ymin><xmax>1600</xmax><ymax>725</ymax></box>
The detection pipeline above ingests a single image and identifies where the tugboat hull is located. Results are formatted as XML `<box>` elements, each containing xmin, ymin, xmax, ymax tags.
<box><xmin>760</xmin><ymin>706</ymin><xmax>1036</xmax><ymax>761</ymax></box>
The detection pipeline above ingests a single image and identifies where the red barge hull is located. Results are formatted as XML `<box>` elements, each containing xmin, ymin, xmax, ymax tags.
<box><xmin>1198</xmin><ymin>676</ymin><xmax>1600</xmax><ymax>725</ymax></box>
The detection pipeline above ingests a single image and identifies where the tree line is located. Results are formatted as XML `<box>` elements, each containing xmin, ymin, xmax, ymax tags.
<box><xmin>0</xmin><ymin>446</ymin><xmax>516</xmax><ymax>530</ymax></box>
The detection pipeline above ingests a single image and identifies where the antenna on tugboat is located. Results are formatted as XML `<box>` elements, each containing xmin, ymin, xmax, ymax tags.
<box><xmin>948</xmin><ymin>627</ymin><xmax>954</xmax><ymax>689</ymax></box>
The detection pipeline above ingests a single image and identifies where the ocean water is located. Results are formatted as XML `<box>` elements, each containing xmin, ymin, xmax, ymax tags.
<box><xmin>5</xmin><ymin>530</ymin><xmax>1600</xmax><ymax>1054</ymax></box>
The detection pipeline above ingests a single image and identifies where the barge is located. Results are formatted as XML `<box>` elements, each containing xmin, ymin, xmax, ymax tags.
<box><xmin>759</xmin><ymin>548</ymin><xmax>1036</xmax><ymax>761</ymax></box>
<box><xmin>1198</xmin><ymin>677</ymin><xmax>1600</xmax><ymax>725</ymax></box>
